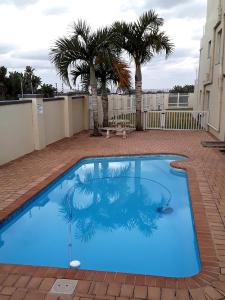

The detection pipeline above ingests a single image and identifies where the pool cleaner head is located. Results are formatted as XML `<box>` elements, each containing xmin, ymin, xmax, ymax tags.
<box><xmin>70</xmin><ymin>260</ymin><xmax>81</xmax><ymax>269</ymax></box>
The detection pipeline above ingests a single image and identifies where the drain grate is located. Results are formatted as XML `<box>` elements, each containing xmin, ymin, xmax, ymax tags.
<box><xmin>50</xmin><ymin>279</ymin><xmax>78</xmax><ymax>295</ymax></box>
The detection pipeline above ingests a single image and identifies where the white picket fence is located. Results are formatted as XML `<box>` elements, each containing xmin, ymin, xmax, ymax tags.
<box><xmin>107</xmin><ymin>110</ymin><xmax>208</xmax><ymax>131</ymax></box>
<box><xmin>142</xmin><ymin>110</ymin><xmax>209</xmax><ymax>130</ymax></box>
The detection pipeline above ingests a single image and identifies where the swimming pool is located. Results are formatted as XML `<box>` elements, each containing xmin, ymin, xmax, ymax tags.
<box><xmin>0</xmin><ymin>155</ymin><xmax>200</xmax><ymax>277</ymax></box>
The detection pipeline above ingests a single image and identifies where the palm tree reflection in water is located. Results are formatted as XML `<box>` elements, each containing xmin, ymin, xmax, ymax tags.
<box><xmin>59</xmin><ymin>160</ymin><xmax>171</xmax><ymax>243</ymax></box>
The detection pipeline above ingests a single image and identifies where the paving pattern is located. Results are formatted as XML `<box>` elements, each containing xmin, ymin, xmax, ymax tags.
<box><xmin>0</xmin><ymin>130</ymin><xmax>225</xmax><ymax>299</ymax></box>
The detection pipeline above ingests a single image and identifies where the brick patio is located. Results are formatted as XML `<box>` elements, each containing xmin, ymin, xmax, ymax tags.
<box><xmin>0</xmin><ymin>130</ymin><xmax>225</xmax><ymax>299</ymax></box>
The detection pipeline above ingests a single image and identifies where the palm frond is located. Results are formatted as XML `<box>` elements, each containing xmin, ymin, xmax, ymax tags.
<box><xmin>137</xmin><ymin>10</ymin><xmax>164</xmax><ymax>33</ymax></box>
<box><xmin>153</xmin><ymin>31</ymin><xmax>174</xmax><ymax>57</ymax></box>
<box><xmin>112</xmin><ymin>10</ymin><xmax>173</xmax><ymax>65</ymax></box>
<box><xmin>73</xmin><ymin>20</ymin><xmax>91</xmax><ymax>45</ymax></box>
<box><xmin>70</xmin><ymin>62</ymin><xmax>90</xmax><ymax>87</ymax></box>
<box><xmin>50</xmin><ymin>36</ymin><xmax>87</xmax><ymax>86</ymax></box>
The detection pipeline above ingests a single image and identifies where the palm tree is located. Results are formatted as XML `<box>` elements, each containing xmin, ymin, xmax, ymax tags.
<box><xmin>71</xmin><ymin>55</ymin><xmax>131</xmax><ymax>127</ymax></box>
<box><xmin>50</xmin><ymin>21</ymin><xmax>114</xmax><ymax>136</ymax></box>
<box><xmin>23</xmin><ymin>66</ymin><xmax>42</xmax><ymax>94</ymax></box>
<box><xmin>113</xmin><ymin>10</ymin><xmax>174</xmax><ymax>130</ymax></box>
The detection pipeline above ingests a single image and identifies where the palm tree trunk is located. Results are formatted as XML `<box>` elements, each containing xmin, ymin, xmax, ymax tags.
<box><xmin>135</xmin><ymin>62</ymin><xmax>143</xmax><ymax>131</ymax></box>
<box><xmin>90</xmin><ymin>64</ymin><xmax>101</xmax><ymax>136</ymax></box>
<box><xmin>101</xmin><ymin>83</ymin><xmax>109</xmax><ymax>127</ymax></box>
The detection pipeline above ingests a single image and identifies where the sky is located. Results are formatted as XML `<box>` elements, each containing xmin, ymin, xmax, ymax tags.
<box><xmin>0</xmin><ymin>0</ymin><xmax>207</xmax><ymax>90</ymax></box>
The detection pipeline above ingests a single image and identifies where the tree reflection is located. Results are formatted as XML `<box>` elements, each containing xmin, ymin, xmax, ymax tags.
<box><xmin>59</xmin><ymin>160</ymin><xmax>170</xmax><ymax>242</ymax></box>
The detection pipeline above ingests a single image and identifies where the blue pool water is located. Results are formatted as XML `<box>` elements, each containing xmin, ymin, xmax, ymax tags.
<box><xmin>0</xmin><ymin>155</ymin><xmax>200</xmax><ymax>277</ymax></box>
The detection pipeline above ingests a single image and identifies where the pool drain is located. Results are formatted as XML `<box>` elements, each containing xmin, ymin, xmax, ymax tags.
<box><xmin>50</xmin><ymin>279</ymin><xmax>78</xmax><ymax>294</ymax></box>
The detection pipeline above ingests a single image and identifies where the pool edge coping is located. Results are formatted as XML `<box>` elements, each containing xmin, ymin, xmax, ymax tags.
<box><xmin>0</xmin><ymin>152</ymin><xmax>221</xmax><ymax>289</ymax></box>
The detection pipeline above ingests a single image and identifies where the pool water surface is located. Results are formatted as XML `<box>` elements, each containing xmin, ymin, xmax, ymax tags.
<box><xmin>0</xmin><ymin>155</ymin><xmax>201</xmax><ymax>277</ymax></box>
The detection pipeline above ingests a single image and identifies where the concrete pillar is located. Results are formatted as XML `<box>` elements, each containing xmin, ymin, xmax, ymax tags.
<box><xmin>64</xmin><ymin>96</ymin><xmax>73</xmax><ymax>137</ymax></box>
<box><xmin>20</xmin><ymin>94</ymin><xmax>46</xmax><ymax>150</ymax></box>
<box><xmin>30</xmin><ymin>95</ymin><xmax>46</xmax><ymax>150</ymax></box>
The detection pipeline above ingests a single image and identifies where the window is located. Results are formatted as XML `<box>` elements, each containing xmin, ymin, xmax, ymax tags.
<box><xmin>179</xmin><ymin>95</ymin><xmax>189</xmax><ymax>107</ymax></box>
<box><xmin>216</xmin><ymin>30</ymin><xmax>222</xmax><ymax>64</ymax></box>
<box><xmin>208</xmin><ymin>40</ymin><xmax>211</xmax><ymax>58</ymax></box>
<box><xmin>168</xmin><ymin>94</ymin><xmax>178</xmax><ymax>107</ymax></box>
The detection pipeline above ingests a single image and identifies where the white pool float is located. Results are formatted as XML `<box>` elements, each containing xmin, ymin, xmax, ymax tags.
<box><xmin>70</xmin><ymin>260</ymin><xmax>81</xmax><ymax>269</ymax></box>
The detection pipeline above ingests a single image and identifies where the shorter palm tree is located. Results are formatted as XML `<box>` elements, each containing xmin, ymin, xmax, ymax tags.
<box><xmin>23</xmin><ymin>66</ymin><xmax>41</xmax><ymax>94</ymax></box>
<box><xmin>71</xmin><ymin>55</ymin><xmax>131</xmax><ymax>127</ymax></box>
<box><xmin>113</xmin><ymin>10</ymin><xmax>174</xmax><ymax>130</ymax></box>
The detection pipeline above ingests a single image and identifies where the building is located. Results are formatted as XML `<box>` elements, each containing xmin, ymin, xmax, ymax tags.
<box><xmin>194</xmin><ymin>0</ymin><xmax>225</xmax><ymax>140</ymax></box>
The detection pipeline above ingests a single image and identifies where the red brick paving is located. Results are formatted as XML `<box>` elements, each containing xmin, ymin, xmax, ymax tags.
<box><xmin>0</xmin><ymin>131</ymin><xmax>225</xmax><ymax>299</ymax></box>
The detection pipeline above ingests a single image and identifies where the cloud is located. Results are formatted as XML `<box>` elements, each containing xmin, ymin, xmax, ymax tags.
<box><xmin>142</xmin><ymin>59</ymin><xmax>197</xmax><ymax>89</ymax></box>
<box><xmin>121</xmin><ymin>0</ymin><xmax>206</xmax><ymax>20</ymax></box>
<box><xmin>0</xmin><ymin>0</ymin><xmax>207</xmax><ymax>90</ymax></box>
<box><xmin>144</xmin><ymin>0</ymin><xmax>193</xmax><ymax>9</ymax></box>
<box><xmin>172</xmin><ymin>48</ymin><xmax>199</xmax><ymax>60</ymax></box>
<box><xmin>144</xmin><ymin>48</ymin><xmax>198</xmax><ymax>67</ymax></box>
<box><xmin>0</xmin><ymin>43</ymin><xmax>16</xmax><ymax>54</ymax></box>
<box><xmin>12</xmin><ymin>49</ymin><xmax>49</xmax><ymax>61</ymax></box>
<box><xmin>4</xmin><ymin>49</ymin><xmax>52</xmax><ymax>71</ymax></box>
<box><xmin>162</xmin><ymin>1</ymin><xmax>206</xmax><ymax>20</ymax></box>
<box><xmin>42</xmin><ymin>6</ymin><xmax>68</xmax><ymax>16</ymax></box>
<box><xmin>191</xmin><ymin>29</ymin><xmax>204</xmax><ymax>41</ymax></box>
<box><xmin>1</xmin><ymin>55</ymin><xmax>52</xmax><ymax>69</ymax></box>
<box><xmin>0</xmin><ymin>0</ymin><xmax>39</xmax><ymax>8</ymax></box>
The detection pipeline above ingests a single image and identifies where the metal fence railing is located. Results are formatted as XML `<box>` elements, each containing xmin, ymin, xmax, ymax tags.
<box><xmin>142</xmin><ymin>111</ymin><xmax>209</xmax><ymax>131</ymax></box>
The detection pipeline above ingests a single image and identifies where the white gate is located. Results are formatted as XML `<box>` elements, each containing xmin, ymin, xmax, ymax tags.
<box><xmin>143</xmin><ymin>111</ymin><xmax>209</xmax><ymax>131</ymax></box>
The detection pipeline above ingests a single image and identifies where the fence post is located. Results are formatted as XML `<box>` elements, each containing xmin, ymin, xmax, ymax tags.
<box><xmin>160</xmin><ymin>111</ymin><xmax>166</xmax><ymax>129</ymax></box>
<box><xmin>142</xmin><ymin>111</ymin><xmax>146</xmax><ymax>130</ymax></box>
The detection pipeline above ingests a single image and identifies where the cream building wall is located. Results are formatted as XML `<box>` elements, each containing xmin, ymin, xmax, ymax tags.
<box><xmin>44</xmin><ymin>99</ymin><xmax>65</xmax><ymax>145</ymax></box>
<box><xmin>0</xmin><ymin>101</ymin><xmax>35</xmax><ymax>165</ymax></box>
<box><xmin>0</xmin><ymin>95</ymin><xmax>89</xmax><ymax>165</ymax></box>
<box><xmin>194</xmin><ymin>0</ymin><xmax>225</xmax><ymax>140</ymax></box>
<box><xmin>72</xmin><ymin>96</ymin><xmax>89</xmax><ymax>134</ymax></box>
